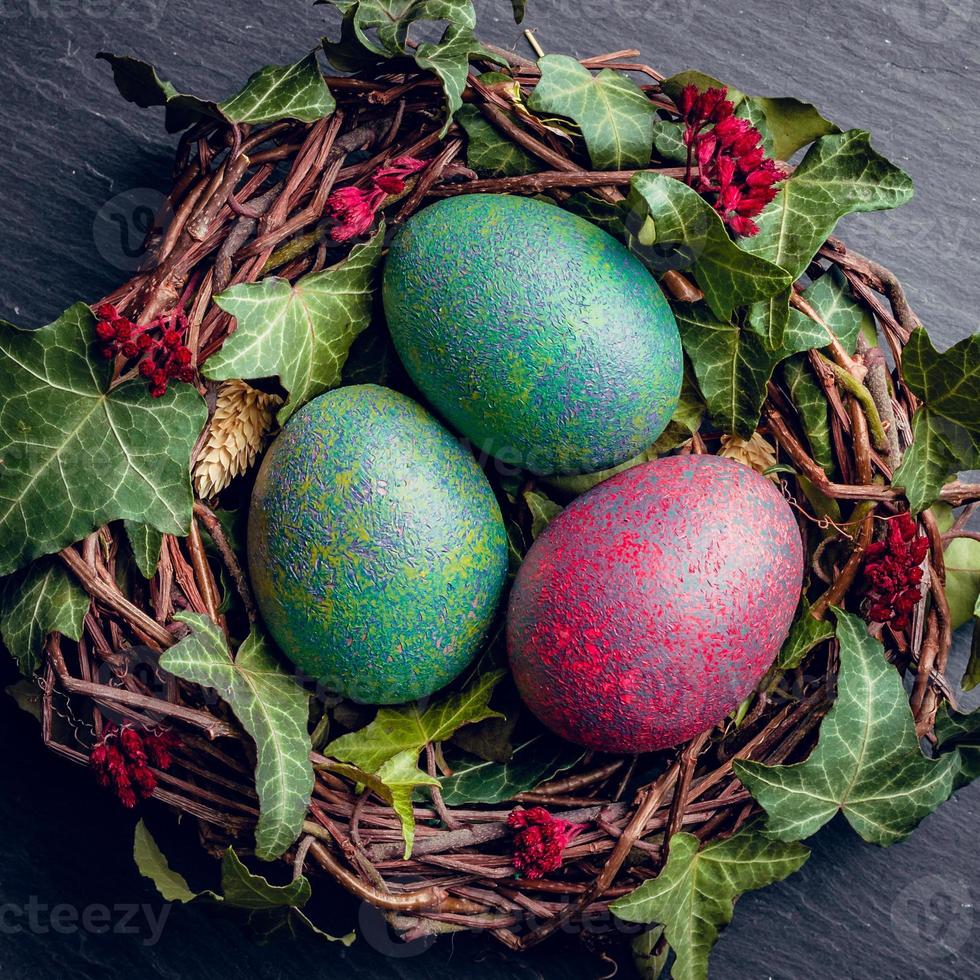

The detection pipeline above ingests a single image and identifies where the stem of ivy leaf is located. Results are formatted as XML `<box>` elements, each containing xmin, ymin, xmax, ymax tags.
<box><xmin>815</xmin><ymin>351</ymin><xmax>890</xmax><ymax>453</ymax></box>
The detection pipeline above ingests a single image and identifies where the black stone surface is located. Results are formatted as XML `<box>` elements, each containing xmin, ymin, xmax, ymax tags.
<box><xmin>0</xmin><ymin>2</ymin><xmax>977</xmax><ymax>977</ymax></box>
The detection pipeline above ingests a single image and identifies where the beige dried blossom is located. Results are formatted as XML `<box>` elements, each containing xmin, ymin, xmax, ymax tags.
<box><xmin>194</xmin><ymin>380</ymin><xmax>281</xmax><ymax>499</ymax></box>
<box><xmin>718</xmin><ymin>432</ymin><xmax>779</xmax><ymax>477</ymax></box>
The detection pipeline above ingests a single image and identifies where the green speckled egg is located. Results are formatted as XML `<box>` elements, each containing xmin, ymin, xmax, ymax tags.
<box><xmin>247</xmin><ymin>384</ymin><xmax>508</xmax><ymax>704</ymax></box>
<box><xmin>383</xmin><ymin>194</ymin><xmax>683</xmax><ymax>476</ymax></box>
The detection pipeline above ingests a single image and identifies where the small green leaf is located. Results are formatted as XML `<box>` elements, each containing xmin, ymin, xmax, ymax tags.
<box><xmin>96</xmin><ymin>53</ymin><xmax>220</xmax><ymax>132</ymax></box>
<box><xmin>803</xmin><ymin>267</ymin><xmax>875</xmax><ymax>355</ymax></box>
<box><xmin>440</xmin><ymin>736</ymin><xmax>583</xmax><ymax>806</ymax></box>
<box><xmin>510</xmin><ymin>0</ymin><xmax>526</xmax><ymax>22</ymax></box>
<box><xmin>456</xmin><ymin>105</ymin><xmax>537</xmax><ymax>177</ymax></box>
<box><xmin>782</xmin><ymin>356</ymin><xmax>833</xmax><ymax>472</ymax></box>
<box><xmin>325</xmin><ymin>669</ymin><xmax>504</xmax><ymax>774</ymax></box>
<box><xmin>415</xmin><ymin>26</ymin><xmax>503</xmax><ymax>133</ymax></box>
<box><xmin>735</xmin><ymin>608</ymin><xmax>957</xmax><ymax>845</ymax></box>
<box><xmin>523</xmin><ymin>488</ymin><xmax>562</xmax><ymax>539</ymax></box>
<box><xmin>893</xmin><ymin>410</ymin><xmax>978</xmax><ymax>514</ymax></box>
<box><xmin>160</xmin><ymin>614</ymin><xmax>313</xmax><ymax>861</ymax></box>
<box><xmin>134</xmin><ymin>820</ymin><xmax>201</xmax><ymax>903</ymax></box>
<box><xmin>632</xmin><ymin>926</ymin><xmax>669</xmax><ymax>980</ymax></box>
<box><xmin>0</xmin><ymin>558</ymin><xmax>89</xmax><ymax>674</ymax></box>
<box><xmin>626</xmin><ymin>172</ymin><xmax>793</xmax><ymax>323</ymax></box>
<box><xmin>219</xmin><ymin>52</ymin><xmax>336</xmax><ymax>125</ymax></box>
<box><xmin>674</xmin><ymin>304</ymin><xmax>784</xmax><ymax>437</ymax></box>
<box><xmin>611</xmin><ymin>826</ymin><xmax>809</xmax><ymax>980</ymax></box>
<box><xmin>337</xmin><ymin>0</ymin><xmax>477</xmax><ymax>58</ymax></box>
<box><xmin>207</xmin><ymin>229</ymin><xmax>383</xmax><ymax>423</ymax></box>
<box><xmin>935</xmin><ymin>704</ymin><xmax>980</xmax><ymax>788</ymax></box>
<box><xmin>0</xmin><ymin>303</ymin><xmax>206</xmax><ymax>576</ymax></box>
<box><xmin>651</xmin><ymin>119</ymin><xmax>687</xmax><ymax>163</ymax></box>
<box><xmin>740</xmin><ymin>130</ymin><xmax>914</xmax><ymax>281</ymax></box>
<box><xmin>528</xmin><ymin>55</ymin><xmax>656</xmax><ymax>170</ymax></box>
<box><xmin>777</xmin><ymin>601</ymin><xmax>834</xmax><ymax>670</ymax></box>
<box><xmin>124</xmin><ymin>521</ymin><xmax>163</xmax><ymax>580</ymax></box>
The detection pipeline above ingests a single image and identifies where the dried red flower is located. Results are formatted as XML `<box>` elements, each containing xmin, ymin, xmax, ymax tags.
<box><xmin>862</xmin><ymin>513</ymin><xmax>929</xmax><ymax>631</ymax></box>
<box><xmin>507</xmin><ymin>806</ymin><xmax>585</xmax><ymax>879</ymax></box>
<box><xmin>676</xmin><ymin>85</ymin><xmax>786</xmax><ymax>237</ymax></box>
<box><xmin>325</xmin><ymin>156</ymin><xmax>428</xmax><ymax>242</ymax></box>
<box><xmin>89</xmin><ymin>723</ymin><xmax>181</xmax><ymax>808</ymax></box>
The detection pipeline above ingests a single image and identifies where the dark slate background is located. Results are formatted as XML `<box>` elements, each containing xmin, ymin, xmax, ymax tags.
<box><xmin>0</xmin><ymin>1</ymin><xmax>978</xmax><ymax>977</ymax></box>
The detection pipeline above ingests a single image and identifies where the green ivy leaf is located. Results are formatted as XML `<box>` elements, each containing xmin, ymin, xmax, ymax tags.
<box><xmin>651</xmin><ymin>119</ymin><xmax>687</xmax><ymax>163</ymax></box>
<box><xmin>740</xmin><ymin>130</ymin><xmax>914</xmax><ymax>281</ymax></box>
<box><xmin>134</xmin><ymin>822</ymin><xmax>354</xmax><ymax>942</ymax></box>
<box><xmin>440</xmin><ymin>736</ymin><xmax>583</xmax><ymax>806</ymax></box>
<box><xmin>611</xmin><ymin>826</ymin><xmax>809</xmax><ymax>980</ymax></box>
<box><xmin>782</xmin><ymin>356</ymin><xmax>833</xmax><ymax>472</ymax></box>
<box><xmin>325</xmin><ymin>670</ymin><xmax>504</xmax><ymax>773</ymax></box>
<box><xmin>735</xmin><ymin>608</ymin><xmax>957</xmax><ymax>845</ymax></box>
<box><xmin>124</xmin><ymin>521</ymin><xmax>163</xmax><ymax>580</ymax></box>
<box><xmin>207</xmin><ymin>229</ymin><xmax>383</xmax><ymax>423</ymax></box>
<box><xmin>528</xmin><ymin>55</ymin><xmax>656</xmax><ymax>170</ymax></box>
<box><xmin>632</xmin><ymin>926</ymin><xmax>669</xmax><ymax>980</ymax></box>
<box><xmin>219</xmin><ymin>52</ymin><xmax>336</xmax><ymax>125</ymax></box>
<box><xmin>804</xmin><ymin>267</ymin><xmax>876</xmax><ymax>354</ymax></box>
<box><xmin>415</xmin><ymin>26</ymin><xmax>503</xmax><ymax>133</ymax></box>
<box><xmin>160</xmin><ymin>614</ymin><xmax>313</xmax><ymax>861</ymax></box>
<box><xmin>0</xmin><ymin>303</ymin><xmax>206</xmax><ymax>576</ymax></box>
<box><xmin>893</xmin><ymin>329</ymin><xmax>980</xmax><ymax>511</ymax></box>
<box><xmin>98</xmin><ymin>52</ymin><xmax>335</xmax><ymax>131</ymax></box>
<box><xmin>523</xmin><ymin>488</ymin><xmax>562</xmax><ymax>539</ymax></box>
<box><xmin>626</xmin><ymin>172</ymin><xmax>793</xmax><ymax>323</ymax></box>
<box><xmin>326</xmin><ymin>751</ymin><xmax>438</xmax><ymax>858</ymax></box>
<box><xmin>456</xmin><ymin>105</ymin><xmax>537</xmax><ymax>176</ymax></box>
<box><xmin>935</xmin><ymin>705</ymin><xmax>980</xmax><ymax>788</ymax></box>
<box><xmin>335</xmin><ymin>0</ymin><xmax>476</xmax><ymax>58</ymax></box>
<box><xmin>0</xmin><ymin>558</ymin><xmax>89</xmax><ymax>675</ymax></box>
<box><xmin>777</xmin><ymin>600</ymin><xmax>834</xmax><ymax>670</ymax></box>
<box><xmin>674</xmin><ymin>304</ymin><xmax>784</xmax><ymax>438</ymax></box>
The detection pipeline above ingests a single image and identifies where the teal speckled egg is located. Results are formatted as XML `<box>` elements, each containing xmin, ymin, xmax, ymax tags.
<box><xmin>247</xmin><ymin>385</ymin><xmax>508</xmax><ymax>704</ymax></box>
<box><xmin>383</xmin><ymin>194</ymin><xmax>683</xmax><ymax>476</ymax></box>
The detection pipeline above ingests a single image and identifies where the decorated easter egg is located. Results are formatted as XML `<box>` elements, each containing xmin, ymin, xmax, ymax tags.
<box><xmin>248</xmin><ymin>384</ymin><xmax>508</xmax><ymax>704</ymax></box>
<box><xmin>507</xmin><ymin>454</ymin><xmax>804</xmax><ymax>753</ymax></box>
<box><xmin>382</xmin><ymin>193</ymin><xmax>682</xmax><ymax>476</ymax></box>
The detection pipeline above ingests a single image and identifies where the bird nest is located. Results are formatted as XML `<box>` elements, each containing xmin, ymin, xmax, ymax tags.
<box><xmin>22</xmin><ymin>31</ymin><xmax>980</xmax><ymax>961</ymax></box>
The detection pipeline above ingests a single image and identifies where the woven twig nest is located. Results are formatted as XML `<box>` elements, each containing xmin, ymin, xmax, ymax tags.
<box><xmin>10</xmin><ymin>14</ymin><xmax>980</xmax><ymax>975</ymax></box>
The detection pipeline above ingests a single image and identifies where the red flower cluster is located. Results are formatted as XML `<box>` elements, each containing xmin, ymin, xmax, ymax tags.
<box><xmin>677</xmin><ymin>85</ymin><xmax>785</xmax><ymax>237</ymax></box>
<box><xmin>863</xmin><ymin>513</ymin><xmax>929</xmax><ymax>630</ymax></box>
<box><xmin>94</xmin><ymin>303</ymin><xmax>195</xmax><ymax>398</ymax></box>
<box><xmin>325</xmin><ymin>156</ymin><xmax>428</xmax><ymax>242</ymax></box>
<box><xmin>507</xmin><ymin>806</ymin><xmax>584</xmax><ymax>879</ymax></box>
<box><xmin>89</xmin><ymin>722</ymin><xmax>180</xmax><ymax>808</ymax></box>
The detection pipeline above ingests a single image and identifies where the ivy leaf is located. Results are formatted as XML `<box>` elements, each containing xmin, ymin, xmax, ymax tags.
<box><xmin>735</xmin><ymin>608</ymin><xmax>957</xmax><ymax>845</ymax></box>
<box><xmin>611</xmin><ymin>826</ymin><xmax>809</xmax><ymax>980</ymax></box>
<box><xmin>98</xmin><ymin>52</ymin><xmax>335</xmax><ymax>131</ymax></box>
<box><xmin>207</xmin><ymin>229</ymin><xmax>383</xmax><ymax>423</ymax></box>
<box><xmin>124</xmin><ymin>521</ymin><xmax>163</xmax><ymax>580</ymax></box>
<box><xmin>632</xmin><ymin>926</ymin><xmax>670</xmax><ymax>980</ymax></box>
<box><xmin>440</xmin><ymin>736</ymin><xmax>583</xmax><ymax>806</ymax></box>
<box><xmin>893</xmin><ymin>330</ymin><xmax>980</xmax><ymax>511</ymax></box>
<box><xmin>523</xmin><ymin>488</ymin><xmax>562</xmax><ymax>540</ymax></box>
<box><xmin>160</xmin><ymin>614</ymin><xmax>313</xmax><ymax>861</ymax></box>
<box><xmin>415</xmin><ymin>26</ymin><xmax>503</xmax><ymax>133</ymax></box>
<box><xmin>651</xmin><ymin>119</ymin><xmax>687</xmax><ymax>163</ymax></box>
<box><xmin>674</xmin><ymin>304</ymin><xmax>784</xmax><ymax>438</ymax></box>
<box><xmin>0</xmin><ymin>558</ymin><xmax>89</xmax><ymax>675</ymax></box>
<box><xmin>741</xmin><ymin>130</ymin><xmax>914</xmax><ymax>281</ymax></box>
<box><xmin>626</xmin><ymin>172</ymin><xmax>793</xmax><ymax>322</ymax></box>
<box><xmin>935</xmin><ymin>705</ymin><xmax>980</xmax><ymax>788</ymax></box>
<box><xmin>219</xmin><ymin>53</ymin><xmax>336</xmax><ymax>125</ymax></box>
<box><xmin>325</xmin><ymin>669</ymin><xmax>504</xmax><ymax>773</ymax></box>
<box><xmin>510</xmin><ymin>0</ymin><xmax>526</xmax><ymax>22</ymax></box>
<box><xmin>326</xmin><ymin>751</ymin><xmax>438</xmax><ymax>858</ymax></box>
<box><xmin>456</xmin><ymin>105</ymin><xmax>537</xmax><ymax>176</ymax></box>
<box><xmin>134</xmin><ymin>822</ymin><xmax>354</xmax><ymax>942</ymax></box>
<box><xmin>777</xmin><ymin>600</ymin><xmax>834</xmax><ymax>670</ymax></box>
<box><xmin>781</xmin><ymin>356</ymin><xmax>834</xmax><ymax>472</ymax></box>
<box><xmin>0</xmin><ymin>303</ymin><xmax>206</xmax><ymax>576</ymax></box>
<box><xmin>335</xmin><ymin>0</ymin><xmax>477</xmax><ymax>58</ymax></box>
<box><xmin>803</xmin><ymin>266</ymin><xmax>876</xmax><ymax>354</ymax></box>
<box><xmin>528</xmin><ymin>55</ymin><xmax>656</xmax><ymax>170</ymax></box>
<box><xmin>96</xmin><ymin>53</ymin><xmax>220</xmax><ymax>131</ymax></box>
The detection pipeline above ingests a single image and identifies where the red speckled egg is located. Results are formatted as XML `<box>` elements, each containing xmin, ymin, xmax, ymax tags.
<box><xmin>507</xmin><ymin>455</ymin><xmax>804</xmax><ymax>753</ymax></box>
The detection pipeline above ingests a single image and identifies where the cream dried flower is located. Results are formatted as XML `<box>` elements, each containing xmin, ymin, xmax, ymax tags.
<box><xmin>194</xmin><ymin>380</ymin><xmax>281</xmax><ymax>499</ymax></box>
<box><xmin>718</xmin><ymin>432</ymin><xmax>779</xmax><ymax>477</ymax></box>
